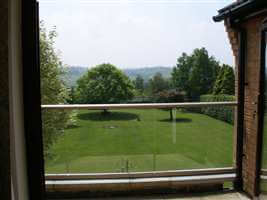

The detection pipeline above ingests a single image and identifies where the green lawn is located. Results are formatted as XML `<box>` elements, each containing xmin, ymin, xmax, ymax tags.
<box><xmin>262</xmin><ymin>115</ymin><xmax>267</xmax><ymax>169</ymax></box>
<box><xmin>45</xmin><ymin>109</ymin><xmax>234</xmax><ymax>173</ymax></box>
<box><xmin>261</xmin><ymin>122</ymin><xmax>267</xmax><ymax>192</ymax></box>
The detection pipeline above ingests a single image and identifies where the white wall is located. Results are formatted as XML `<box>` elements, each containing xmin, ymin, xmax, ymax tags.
<box><xmin>8</xmin><ymin>0</ymin><xmax>29</xmax><ymax>199</ymax></box>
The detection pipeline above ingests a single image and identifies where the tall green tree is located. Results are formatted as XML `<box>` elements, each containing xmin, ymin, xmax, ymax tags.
<box><xmin>40</xmin><ymin>22</ymin><xmax>73</xmax><ymax>158</ymax></box>
<box><xmin>172</xmin><ymin>48</ymin><xmax>220</xmax><ymax>99</ymax></box>
<box><xmin>148</xmin><ymin>72</ymin><xmax>170</xmax><ymax>95</ymax></box>
<box><xmin>172</xmin><ymin>53</ymin><xmax>193</xmax><ymax>95</ymax></box>
<box><xmin>76</xmin><ymin>63</ymin><xmax>134</xmax><ymax>104</ymax></box>
<box><xmin>213</xmin><ymin>64</ymin><xmax>235</xmax><ymax>95</ymax></box>
<box><xmin>134</xmin><ymin>75</ymin><xmax>145</xmax><ymax>94</ymax></box>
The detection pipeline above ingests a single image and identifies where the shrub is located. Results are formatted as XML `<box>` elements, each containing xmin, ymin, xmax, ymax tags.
<box><xmin>155</xmin><ymin>90</ymin><xmax>186</xmax><ymax>103</ymax></box>
<box><xmin>199</xmin><ymin>95</ymin><xmax>236</xmax><ymax>124</ymax></box>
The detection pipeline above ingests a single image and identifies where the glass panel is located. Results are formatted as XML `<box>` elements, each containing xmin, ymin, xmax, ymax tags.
<box><xmin>44</xmin><ymin>106</ymin><xmax>234</xmax><ymax>174</ymax></box>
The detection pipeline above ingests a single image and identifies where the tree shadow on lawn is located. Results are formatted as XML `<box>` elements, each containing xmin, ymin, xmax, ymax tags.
<box><xmin>159</xmin><ymin>118</ymin><xmax>192</xmax><ymax>123</ymax></box>
<box><xmin>77</xmin><ymin>111</ymin><xmax>140</xmax><ymax>121</ymax></box>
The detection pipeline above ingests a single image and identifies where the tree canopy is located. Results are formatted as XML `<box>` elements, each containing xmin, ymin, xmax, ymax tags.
<box><xmin>213</xmin><ymin>64</ymin><xmax>235</xmax><ymax>95</ymax></box>
<box><xmin>76</xmin><ymin>63</ymin><xmax>134</xmax><ymax>104</ymax></box>
<box><xmin>172</xmin><ymin>48</ymin><xmax>220</xmax><ymax>99</ymax></box>
<box><xmin>40</xmin><ymin>22</ymin><xmax>73</xmax><ymax>158</ymax></box>
<box><xmin>133</xmin><ymin>75</ymin><xmax>145</xmax><ymax>94</ymax></box>
<box><xmin>148</xmin><ymin>72</ymin><xmax>170</xmax><ymax>95</ymax></box>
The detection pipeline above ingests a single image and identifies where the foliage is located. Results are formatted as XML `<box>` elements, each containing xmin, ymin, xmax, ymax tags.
<box><xmin>76</xmin><ymin>63</ymin><xmax>134</xmax><ymax>104</ymax></box>
<box><xmin>154</xmin><ymin>90</ymin><xmax>186</xmax><ymax>120</ymax></box>
<box><xmin>127</xmin><ymin>96</ymin><xmax>154</xmax><ymax>103</ymax></box>
<box><xmin>40</xmin><ymin>22</ymin><xmax>74</xmax><ymax>158</ymax></box>
<box><xmin>66</xmin><ymin>86</ymin><xmax>76</xmax><ymax>104</ymax></box>
<box><xmin>200</xmin><ymin>95</ymin><xmax>236</xmax><ymax>124</ymax></box>
<box><xmin>213</xmin><ymin>64</ymin><xmax>235</xmax><ymax>95</ymax></box>
<box><xmin>155</xmin><ymin>90</ymin><xmax>185</xmax><ymax>103</ymax></box>
<box><xmin>133</xmin><ymin>75</ymin><xmax>145</xmax><ymax>94</ymax></box>
<box><xmin>172</xmin><ymin>48</ymin><xmax>220</xmax><ymax>100</ymax></box>
<box><xmin>65</xmin><ymin>66</ymin><xmax>172</xmax><ymax>87</ymax></box>
<box><xmin>148</xmin><ymin>72</ymin><xmax>170</xmax><ymax>95</ymax></box>
<box><xmin>171</xmin><ymin>53</ymin><xmax>193</xmax><ymax>97</ymax></box>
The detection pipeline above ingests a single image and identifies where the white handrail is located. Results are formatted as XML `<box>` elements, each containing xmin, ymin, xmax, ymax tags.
<box><xmin>45</xmin><ymin>167</ymin><xmax>236</xmax><ymax>180</ymax></box>
<box><xmin>41</xmin><ymin>102</ymin><xmax>238</xmax><ymax>110</ymax></box>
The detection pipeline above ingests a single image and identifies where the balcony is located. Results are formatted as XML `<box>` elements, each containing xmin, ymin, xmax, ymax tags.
<box><xmin>41</xmin><ymin>102</ymin><xmax>238</xmax><ymax>196</ymax></box>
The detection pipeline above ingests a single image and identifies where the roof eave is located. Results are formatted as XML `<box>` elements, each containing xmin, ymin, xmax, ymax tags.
<box><xmin>213</xmin><ymin>0</ymin><xmax>261</xmax><ymax>23</ymax></box>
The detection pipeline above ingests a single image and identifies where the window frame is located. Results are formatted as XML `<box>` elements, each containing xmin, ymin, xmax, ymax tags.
<box><xmin>21</xmin><ymin>1</ymin><xmax>242</xmax><ymax>198</ymax></box>
<box><xmin>257</xmin><ymin>19</ymin><xmax>267</xmax><ymax>195</ymax></box>
<box><xmin>22</xmin><ymin>0</ymin><xmax>45</xmax><ymax>200</ymax></box>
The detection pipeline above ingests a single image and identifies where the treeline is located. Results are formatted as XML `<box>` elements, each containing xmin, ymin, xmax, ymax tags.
<box><xmin>68</xmin><ymin>48</ymin><xmax>235</xmax><ymax>105</ymax></box>
<box><xmin>172</xmin><ymin>48</ymin><xmax>235</xmax><ymax>100</ymax></box>
<box><xmin>65</xmin><ymin>66</ymin><xmax>172</xmax><ymax>87</ymax></box>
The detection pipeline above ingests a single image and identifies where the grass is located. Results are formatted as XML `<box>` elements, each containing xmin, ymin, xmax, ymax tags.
<box><xmin>262</xmin><ymin>115</ymin><xmax>267</xmax><ymax>169</ymax></box>
<box><xmin>45</xmin><ymin>109</ymin><xmax>234</xmax><ymax>173</ymax></box>
<box><xmin>258</xmin><ymin>115</ymin><xmax>267</xmax><ymax>192</ymax></box>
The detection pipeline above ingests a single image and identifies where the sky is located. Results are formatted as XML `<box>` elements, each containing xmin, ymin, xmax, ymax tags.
<box><xmin>39</xmin><ymin>0</ymin><xmax>235</xmax><ymax>69</ymax></box>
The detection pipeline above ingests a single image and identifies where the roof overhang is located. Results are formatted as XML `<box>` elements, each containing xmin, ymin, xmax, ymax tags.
<box><xmin>213</xmin><ymin>0</ymin><xmax>267</xmax><ymax>24</ymax></box>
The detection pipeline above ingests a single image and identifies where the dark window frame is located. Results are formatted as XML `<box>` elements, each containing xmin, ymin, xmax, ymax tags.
<box><xmin>257</xmin><ymin>19</ymin><xmax>267</xmax><ymax>195</ymax></box>
<box><xmin>233</xmin><ymin>28</ymin><xmax>246</xmax><ymax>192</ymax></box>
<box><xmin>22</xmin><ymin>0</ymin><xmax>45</xmax><ymax>199</ymax></box>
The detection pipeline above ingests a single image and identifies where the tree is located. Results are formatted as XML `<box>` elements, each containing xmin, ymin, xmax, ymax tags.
<box><xmin>40</xmin><ymin>22</ymin><xmax>73</xmax><ymax>158</ymax></box>
<box><xmin>172</xmin><ymin>53</ymin><xmax>192</xmax><ymax>96</ymax></box>
<box><xmin>155</xmin><ymin>90</ymin><xmax>185</xmax><ymax>103</ymax></box>
<box><xmin>155</xmin><ymin>90</ymin><xmax>185</xmax><ymax>120</ymax></box>
<box><xmin>148</xmin><ymin>72</ymin><xmax>170</xmax><ymax>95</ymax></box>
<box><xmin>67</xmin><ymin>86</ymin><xmax>76</xmax><ymax>104</ymax></box>
<box><xmin>172</xmin><ymin>48</ymin><xmax>220</xmax><ymax>99</ymax></box>
<box><xmin>134</xmin><ymin>75</ymin><xmax>145</xmax><ymax>94</ymax></box>
<box><xmin>213</xmin><ymin>64</ymin><xmax>235</xmax><ymax>95</ymax></box>
<box><xmin>76</xmin><ymin>63</ymin><xmax>134</xmax><ymax>104</ymax></box>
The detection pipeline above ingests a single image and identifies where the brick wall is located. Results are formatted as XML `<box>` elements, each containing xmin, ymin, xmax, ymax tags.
<box><xmin>242</xmin><ymin>16</ymin><xmax>265</xmax><ymax>196</ymax></box>
<box><xmin>225</xmin><ymin>15</ymin><xmax>266</xmax><ymax>197</ymax></box>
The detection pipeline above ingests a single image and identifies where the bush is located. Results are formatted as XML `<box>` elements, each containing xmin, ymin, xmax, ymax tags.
<box><xmin>199</xmin><ymin>95</ymin><xmax>236</xmax><ymax>124</ymax></box>
<box><xmin>127</xmin><ymin>96</ymin><xmax>154</xmax><ymax>103</ymax></box>
<box><xmin>155</xmin><ymin>90</ymin><xmax>186</xmax><ymax>103</ymax></box>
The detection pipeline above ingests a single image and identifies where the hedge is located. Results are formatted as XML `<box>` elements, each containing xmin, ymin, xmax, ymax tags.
<box><xmin>199</xmin><ymin>94</ymin><xmax>236</xmax><ymax>124</ymax></box>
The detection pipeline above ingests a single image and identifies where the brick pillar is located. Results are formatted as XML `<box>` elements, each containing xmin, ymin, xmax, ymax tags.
<box><xmin>224</xmin><ymin>16</ymin><xmax>265</xmax><ymax>197</ymax></box>
<box><xmin>224</xmin><ymin>20</ymin><xmax>242</xmax><ymax>187</ymax></box>
<box><xmin>241</xmin><ymin>18</ymin><xmax>263</xmax><ymax>197</ymax></box>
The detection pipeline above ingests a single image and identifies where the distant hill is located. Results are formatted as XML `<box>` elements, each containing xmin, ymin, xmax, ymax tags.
<box><xmin>64</xmin><ymin>66</ymin><xmax>173</xmax><ymax>87</ymax></box>
<box><xmin>123</xmin><ymin>66</ymin><xmax>172</xmax><ymax>81</ymax></box>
